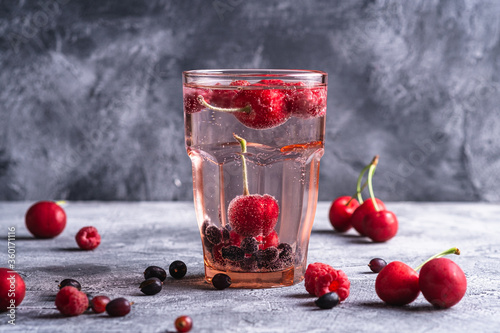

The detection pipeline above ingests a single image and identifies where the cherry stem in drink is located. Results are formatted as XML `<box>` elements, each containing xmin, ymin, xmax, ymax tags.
<box><xmin>367</xmin><ymin>155</ymin><xmax>380</xmax><ymax>211</ymax></box>
<box><xmin>414</xmin><ymin>247</ymin><xmax>460</xmax><ymax>271</ymax></box>
<box><xmin>197</xmin><ymin>95</ymin><xmax>252</xmax><ymax>114</ymax></box>
<box><xmin>233</xmin><ymin>133</ymin><xmax>250</xmax><ymax>196</ymax></box>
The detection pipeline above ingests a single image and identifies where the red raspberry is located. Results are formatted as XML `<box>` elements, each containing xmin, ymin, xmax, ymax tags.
<box><xmin>287</xmin><ymin>82</ymin><xmax>327</xmax><ymax>119</ymax></box>
<box><xmin>304</xmin><ymin>263</ymin><xmax>350</xmax><ymax>301</ymax></box>
<box><xmin>232</xmin><ymin>87</ymin><xmax>290</xmax><ymax>129</ymax></box>
<box><xmin>184</xmin><ymin>87</ymin><xmax>211</xmax><ymax>114</ymax></box>
<box><xmin>211</xmin><ymin>80</ymin><xmax>250</xmax><ymax>108</ymax></box>
<box><xmin>55</xmin><ymin>286</ymin><xmax>89</xmax><ymax>316</ymax></box>
<box><xmin>75</xmin><ymin>226</ymin><xmax>101</xmax><ymax>250</ymax></box>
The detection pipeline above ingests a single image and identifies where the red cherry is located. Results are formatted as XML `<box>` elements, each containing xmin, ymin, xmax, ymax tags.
<box><xmin>375</xmin><ymin>261</ymin><xmax>420</xmax><ymax>306</ymax></box>
<box><xmin>183</xmin><ymin>87</ymin><xmax>211</xmax><ymax>114</ymax></box>
<box><xmin>256</xmin><ymin>230</ymin><xmax>279</xmax><ymax>249</ymax></box>
<box><xmin>350</xmin><ymin>198</ymin><xmax>386</xmax><ymax>236</ymax></box>
<box><xmin>287</xmin><ymin>82</ymin><xmax>327</xmax><ymax>119</ymax></box>
<box><xmin>25</xmin><ymin>201</ymin><xmax>66</xmax><ymax>238</ymax></box>
<box><xmin>363</xmin><ymin>210</ymin><xmax>398</xmax><ymax>242</ymax></box>
<box><xmin>419</xmin><ymin>258</ymin><xmax>467</xmax><ymax>308</ymax></box>
<box><xmin>211</xmin><ymin>80</ymin><xmax>250</xmax><ymax>108</ymax></box>
<box><xmin>228</xmin><ymin>194</ymin><xmax>279</xmax><ymax>237</ymax></box>
<box><xmin>328</xmin><ymin>196</ymin><xmax>360</xmax><ymax>232</ymax></box>
<box><xmin>90</xmin><ymin>295</ymin><xmax>110</xmax><ymax>314</ymax></box>
<box><xmin>0</xmin><ymin>268</ymin><xmax>26</xmax><ymax>312</ymax></box>
<box><xmin>232</xmin><ymin>88</ymin><xmax>290</xmax><ymax>129</ymax></box>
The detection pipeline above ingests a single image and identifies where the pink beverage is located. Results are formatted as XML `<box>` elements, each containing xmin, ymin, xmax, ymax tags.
<box><xmin>183</xmin><ymin>70</ymin><xmax>327</xmax><ymax>288</ymax></box>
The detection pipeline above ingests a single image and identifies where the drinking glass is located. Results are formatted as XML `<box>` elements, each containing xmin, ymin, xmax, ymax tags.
<box><xmin>183</xmin><ymin>69</ymin><xmax>327</xmax><ymax>288</ymax></box>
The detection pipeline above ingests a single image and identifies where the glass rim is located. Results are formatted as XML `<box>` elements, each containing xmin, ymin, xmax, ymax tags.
<box><xmin>183</xmin><ymin>69</ymin><xmax>327</xmax><ymax>78</ymax></box>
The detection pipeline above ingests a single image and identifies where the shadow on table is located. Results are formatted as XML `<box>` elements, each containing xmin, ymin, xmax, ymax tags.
<box><xmin>359</xmin><ymin>301</ymin><xmax>438</xmax><ymax>312</ymax></box>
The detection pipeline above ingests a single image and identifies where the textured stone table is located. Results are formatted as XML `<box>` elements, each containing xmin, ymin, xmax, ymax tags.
<box><xmin>0</xmin><ymin>202</ymin><xmax>499</xmax><ymax>333</ymax></box>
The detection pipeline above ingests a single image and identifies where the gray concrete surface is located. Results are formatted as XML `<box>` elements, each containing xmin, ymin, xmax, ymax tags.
<box><xmin>2</xmin><ymin>1</ymin><xmax>500</xmax><ymax>202</ymax></box>
<box><xmin>0</xmin><ymin>201</ymin><xmax>499</xmax><ymax>332</ymax></box>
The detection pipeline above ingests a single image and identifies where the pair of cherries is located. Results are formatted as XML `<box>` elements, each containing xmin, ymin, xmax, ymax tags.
<box><xmin>329</xmin><ymin>156</ymin><xmax>398</xmax><ymax>242</ymax></box>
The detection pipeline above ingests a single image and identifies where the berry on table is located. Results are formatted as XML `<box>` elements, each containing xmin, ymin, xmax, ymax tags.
<box><xmin>328</xmin><ymin>196</ymin><xmax>360</xmax><ymax>233</ymax></box>
<box><xmin>25</xmin><ymin>201</ymin><xmax>66</xmax><ymax>238</ymax></box>
<box><xmin>364</xmin><ymin>210</ymin><xmax>398</xmax><ymax>242</ymax></box>
<box><xmin>212</xmin><ymin>273</ymin><xmax>231</xmax><ymax>290</ymax></box>
<box><xmin>59</xmin><ymin>278</ymin><xmax>82</xmax><ymax>290</ymax></box>
<box><xmin>75</xmin><ymin>226</ymin><xmax>101</xmax><ymax>250</ymax></box>
<box><xmin>419</xmin><ymin>256</ymin><xmax>466</xmax><ymax>308</ymax></box>
<box><xmin>304</xmin><ymin>263</ymin><xmax>350</xmax><ymax>301</ymax></box>
<box><xmin>375</xmin><ymin>261</ymin><xmax>420</xmax><ymax>306</ymax></box>
<box><xmin>169</xmin><ymin>260</ymin><xmax>187</xmax><ymax>279</ymax></box>
<box><xmin>315</xmin><ymin>292</ymin><xmax>340</xmax><ymax>309</ymax></box>
<box><xmin>106</xmin><ymin>297</ymin><xmax>132</xmax><ymax>317</ymax></box>
<box><xmin>90</xmin><ymin>295</ymin><xmax>110</xmax><ymax>313</ymax></box>
<box><xmin>140</xmin><ymin>277</ymin><xmax>163</xmax><ymax>295</ymax></box>
<box><xmin>368</xmin><ymin>258</ymin><xmax>387</xmax><ymax>273</ymax></box>
<box><xmin>175</xmin><ymin>315</ymin><xmax>193</xmax><ymax>332</ymax></box>
<box><xmin>144</xmin><ymin>266</ymin><xmax>167</xmax><ymax>282</ymax></box>
<box><xmin>0</xmin><ymin>268</ymin><xmax>26</xmax><ymax>311</ymax></box>
<box><xmin>55</xmin><ymin>286</ymin><xmax>89</xmax><ymax>316</ymax></box>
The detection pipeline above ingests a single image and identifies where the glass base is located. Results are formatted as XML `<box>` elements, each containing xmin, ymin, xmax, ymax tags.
<box><xmin>204</xmin><ymin>264</ymin><xmax>305</xmax><ymax>288</ymax></box>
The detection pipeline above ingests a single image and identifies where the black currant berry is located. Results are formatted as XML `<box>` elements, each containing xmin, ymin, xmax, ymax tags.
<box><xmin>106</xmin><ymin>297</ymin><xmax>132</xmax><ymax>317</ymax></box>
<box><xmin>368</xmin><ymin>258</ymin><xmax>387</xmax><ymax>273</ymax></box>
<box><xmin>221</xmin><ymin>245</ymin><xmax>244</xmax><ymax>262</ymax></box>
<box><xmin>240</xmin><ymin>237</ymin><xmax>258</xmax><ymax>254</ymax></box>
<box><xmin>169</xmin><ymin>260</ymin><xmax>187</xmax><ymax>279</ymax></box>
<box><xmin>212</xmin><ymin>273</ymin><xmax>231</xmax><ymax>290</ymax></box>
<box><xmin>140</xmin><ymin>277</ymin><xmax>162</xmax><ymax>295</ymax></box>
<box><xmin>144</xmin><ymin>266</ymin><xmax>167</xmax><ymax>281</ymax></box>
<box><xmin>315</xmin><ymin>292</ymin><xmax>340</xmax><ymax>309</ymax></box>
<box><xmin>205</xmin><ymin>225</ymin><xmax>222</xmax><ymax>245</ymax></box>
<box><xmin>58</xmin><ymin>278</ymin><xmax>81</xmax><ymax>290</ymax></box>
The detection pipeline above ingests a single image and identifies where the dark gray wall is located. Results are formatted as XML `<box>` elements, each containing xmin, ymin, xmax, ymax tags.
<box><xmin>1</xmin><ymin>0</ymin><xmax>499</xmax><ymax>202</ymax></box>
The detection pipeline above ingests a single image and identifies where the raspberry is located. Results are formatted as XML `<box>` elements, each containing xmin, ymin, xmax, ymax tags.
<box><xmin>286</xmin><ymin>83</ymin><xmax>327</xmax><ymax>119</ymax></box>
<box><xmin>232</xmin><ymin>88</ymin><xmax>290</xmax><ymax>129</ymax></box>
<box><xmin>75</xmin><ymin>226</ymin><xmax>101</xmax><ymax>250</ymax></box>
<box><xmin>211</xmin><ymin>80</ymin><xmax>250</xmax><ymax>108</ymax></box>
<box><xmin>55</xmin><ymin>286</ymin><xmax>89</xmax><ymax>316</ymax></box>
<box><xmin>304</xmin><ymin>263</ymin><xmax>350</xmax><ymax>301</ymax></box>
<box><xmin>183</xmin><ymin>87</ymin><xmax>211</xmax><ymax>114</ymax></box>
<box><xmin>255</xmin><ymin>79</ymin><xmax>286</xmax><ymax>86</ymax></box>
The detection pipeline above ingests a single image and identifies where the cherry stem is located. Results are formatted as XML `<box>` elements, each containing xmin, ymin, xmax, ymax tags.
<box><xmin>366</xmin><ymin>155</ymin><xmax>380</xmax><ymax>211</ymax></box>
<box><xmin>198</xmin><ymin>95</ymin><xmax>252</xmax><ymax>114</ymax></box>
<box><xmin>346</xmin><ymin>180</ymin><xmax>368</xmax><ymax>206</ymax></box>
<box><xmin>355</xmin><ymin>164</ymin><xmax>371</xmax><ymax>204</ymax></box>
<box><xmin>233</xmin><ymin>133</ymin><xmax>250</xmax><ymax>196</ymax></box>
<box><xmin>414</xmin><ymin>247</ymin><xmax>460</xmax><ymax>271</ymax></box>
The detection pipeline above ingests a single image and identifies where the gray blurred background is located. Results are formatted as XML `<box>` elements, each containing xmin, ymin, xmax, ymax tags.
<box><xmin>1</xmin><ymin>0</ymin><xmax>499</xmax><ymax>202</ymax></box>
